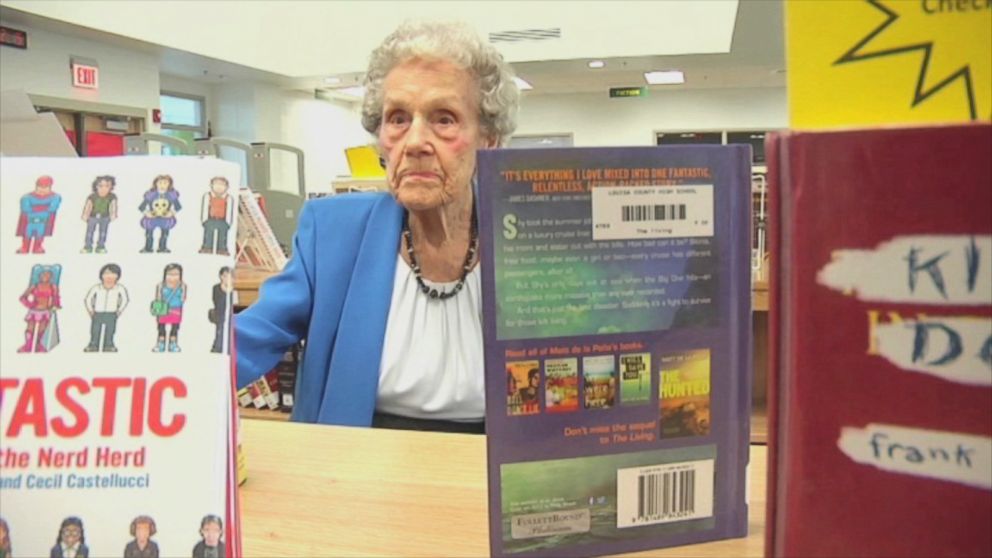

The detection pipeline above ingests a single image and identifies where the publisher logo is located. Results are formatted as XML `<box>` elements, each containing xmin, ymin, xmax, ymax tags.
<box><xmin>510</xmin><ymin>509</ymin><xmax>591</xmax><ymax>539</ymax></box>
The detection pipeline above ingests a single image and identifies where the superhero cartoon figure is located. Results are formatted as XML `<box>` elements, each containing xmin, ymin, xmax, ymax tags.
<box><xmin>16</xmin><ymin>175</ymin><xmax>62</xmax><ymax>254</ymax></box>
<box><xmin>18</xmin><ymin>264</ymin><xmax>62</xmax><ymax>353</ymax></box>
<box><xmin>139</xmin><ymin>175</ymin><xmax>181</xmax><ymax>253</ymax></box>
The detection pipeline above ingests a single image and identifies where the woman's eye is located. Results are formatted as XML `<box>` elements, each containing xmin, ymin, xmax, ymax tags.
<box><xmin>435</xmin><ymin>113</ymin><xmax>456</xmax><ymax>126</ymax></box>
<box><xmin>386</xmin><ymin>112</ymin><xmax>410</xmax><ymax>126</ymax></box>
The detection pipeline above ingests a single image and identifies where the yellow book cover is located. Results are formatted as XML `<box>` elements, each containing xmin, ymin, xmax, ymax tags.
<box><xmin>787</xmin><ymin>0</ymin><xmax>991</xmax><ymax>128</ymax></box>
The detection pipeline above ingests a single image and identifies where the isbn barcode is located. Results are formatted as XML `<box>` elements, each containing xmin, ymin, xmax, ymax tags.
<box><xmin>638</xmin><ymin>469</ymin><xmax>694</xmax><ymax>519</ymax></box>
<box><xmin>616</xmin><ymin>459</ymin><xmax>714</xmax><ymax>528</ymax></box>
<box><xmin>621</xmin><ymin>204</ymin><xmax>687</xmax><ymax>222</ymax></box>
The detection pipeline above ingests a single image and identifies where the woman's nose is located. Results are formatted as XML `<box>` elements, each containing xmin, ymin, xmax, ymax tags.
<box><xmin>404</xmin><ymin>115</ymin><xmax>434</xmax><ymax>156</ymax></box>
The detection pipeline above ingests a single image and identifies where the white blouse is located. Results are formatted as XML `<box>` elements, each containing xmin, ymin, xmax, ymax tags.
<box><xmin>376</xmin><ymin>254</ymin><xmax>485</xmax><ymax>421</ymax></box>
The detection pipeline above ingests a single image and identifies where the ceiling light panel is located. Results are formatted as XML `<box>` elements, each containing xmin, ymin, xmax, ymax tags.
<box><xmin>644</xmin><ymin>70</ymin><xmax>685</xmax><ymax>85</ymax></box>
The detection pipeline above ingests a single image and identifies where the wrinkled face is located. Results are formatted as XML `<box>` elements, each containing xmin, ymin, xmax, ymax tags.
<box><xmin>210</xmin><ymin>179</ymin><xmax>228</xmax><ymax>196</ymax></box>
<box><xmin>97</xmin><ymin>180</ymin><xmax>113</xmax><ymax>197</ymax></box>
<box><xmin>151</xmin><ymin>198</ymin><xmax>171</xmax><ymax>217</ymax></box>
<box><xmin>201</xmin><ymin>522</ymin><xmax>222</xmax><ymax>546</ymax></box>
<box><xmin>165</xmin><ymin>269</ymin><xmax>181</xmax><ymax>287</ymax></box>
<box><xmin>135</xmin><ymin>522</ymin><xmax>150</xmax><ymax>543</ymax></box>
<box><xmin>61</xmin><ymin>524</ymin><xmax>81</xmax><ymax>546</ymax></box>
<box><xmin>155</xmin><ymin>178</ymin><xmax>170</xmax><ymax>193</ymax></box>
<box><xmin>378</xmin><ymin>58</ymin><xmax>495</xmax><ymax>212</ymax></box>
<box><xmin>101</xmin><ymin>269</ymin><xmax>119</xmax><ymax>288</ymax></box>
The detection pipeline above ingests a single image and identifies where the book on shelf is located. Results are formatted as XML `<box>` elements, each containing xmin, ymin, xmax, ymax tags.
<box><xmin>0</xmin><ymin>156</ymin><xmax>242</xmax><ymax>558</ymax></box>
<box><xmin>478</xmin><ymin>145</ymin><xmax>752</xmax><ymax>557</ymax></box>
<box><xmin>236</xmin><ymin>188</ymin><xmax>286</xmax><ymax>271</ymax></box>
<box><xmin>766</xmin><ymin>123</ymin><xmax>992</xmax><ymax>558</ymax></box>
<box><xmin>275</xmin><ymin>346</ymin><xmax>299</xmax><ymax>413</ymax></box>
<box><xmin>234</xmin><ymin>347</ymin><xmax>297</xmax><ymax>414</ymax></box>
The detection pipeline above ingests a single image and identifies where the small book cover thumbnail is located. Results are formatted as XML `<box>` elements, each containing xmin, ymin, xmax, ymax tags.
<box><xmin>659</xmin><ymin>349</ymin><xmax>711</xmax><ymax>439</ymax></box>
<box><xmin>620</xmin><ymin>353</ymin><xmax>652</xmax><ymax>406</ymax></box>
<box><xmin>544</xmin><ymin>358</ymin><xmax>579</xmax><ymax>413</ymax></box>
<box><xmin>507</xmin><ymin>360</ymin><xmax>541</xmax><ymax>416</ymax></box>
<box><xmin>583</xmin><ymin>355</ymin><xmax>616</xmax><ymax>410</ymax></box>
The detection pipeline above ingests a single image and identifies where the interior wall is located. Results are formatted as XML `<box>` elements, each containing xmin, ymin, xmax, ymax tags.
<box><xmin>205</xmin><ymin>82</ymin><xmax>369</xmax><ymax>193</ymax></box>
<box><xmin>0</xmin><ymin>18</ymin><xmax>160</xmax><ymax>118</ymax></box>
<box><xmin>516</xmin><ymin>87</ymin><xmax>788</xmax><ymax>145</ymax></box>
<box><xmin>280</xmin><ymin>91</ymin><xmax>372</xmax><ymax>194</ymax></box>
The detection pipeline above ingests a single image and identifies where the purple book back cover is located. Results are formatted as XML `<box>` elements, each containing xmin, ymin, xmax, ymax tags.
<box><xmin>477</xmin><ymin>146</ymin><xmax>752</xmax><ymax>557</ymax></box>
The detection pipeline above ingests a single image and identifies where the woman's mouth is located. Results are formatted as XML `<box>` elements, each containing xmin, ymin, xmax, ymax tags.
<box><xmin>401</xmin><ymin>171</ymin><xmax>440</xmax><ymax>181</ymax></box>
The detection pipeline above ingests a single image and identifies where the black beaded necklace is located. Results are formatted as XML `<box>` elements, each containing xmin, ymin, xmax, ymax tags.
<box><xmin>402</xmin><ymin>207</ymin><xmax>478</xmax><ymax>300</ymax></box>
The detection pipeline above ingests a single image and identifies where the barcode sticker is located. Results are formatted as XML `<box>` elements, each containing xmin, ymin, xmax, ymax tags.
<box><xmin>592</xmin><ymin>184</ymin><xmax>714</xmax><ymax>240</ymax></box>
<box><xmin>615</xmin><ymin>459</ymin><xmax>714</xmax><ymax>528</ymax></box>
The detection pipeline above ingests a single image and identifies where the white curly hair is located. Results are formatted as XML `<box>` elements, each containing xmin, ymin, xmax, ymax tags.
<box><xmin>361</xmin><ymin>21</ymin><xmax>520</xmax><ymax>146</ymax></box>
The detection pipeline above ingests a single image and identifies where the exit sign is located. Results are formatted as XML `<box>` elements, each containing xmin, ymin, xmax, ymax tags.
<box><xmin>71</xmin><ymin>59</ymin><xmax>99</xmax><ymax>89</ymax></box>
<box><xmin>609</xmin><ymin>87</ymin><xmax>647</xmax><ymax>98</ymax></box>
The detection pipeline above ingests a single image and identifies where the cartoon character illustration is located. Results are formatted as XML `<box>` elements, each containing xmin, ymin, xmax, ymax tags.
<box><xmin>191</xmin><ymin>515</ymin><xmax>225</xmax><ymax>558</ymax></box>
<box><xmin>519</xmin><ymin>368</ymin><xmax>540</xmax><ymax>413</ymax></box>
<box><xmin>0</xmin><ymin>517</ymin><xmax>11</xmax><ymax>558</ymax></box>
<box><xmin>507</xmin><ymin>361</ymin><xmax>540</xmax><ymax>416</ymax></box>
<box><xmin>210</xmin><ymin>267</ymin><xmax>235</xmax><ymax>353</ymax></box>
<box><xmin>151</xmin><ymin>263</ymin><xmax>187</xmax><ymax>353</ymax></box>
<box><xmin>507</xmin><ymin>370</ymin><xmax>523</xmax><ymax>414</ymax></box>
<box><xmin>16</xmin><ymin>175</ymin><xmax>62</xmax><ymax>254</ymax></box>
<box><xmin>81</xmin><ymin>175</ymin><xmax>118</xmax><ymax>253</ymax></box>
<box><xmin>123</xmin><ymin>516</ymin><xmax>158</xmax><ymax>558</ymax></box>
<box><xmin>84</xmin><ymin>263</ymin><xmax>129</xmax><ymax>352</ymax></box>
<box><xmin>138</xmin><ymin>175</ymin><xmax>181</xmax><ymax>253</ymax></box>
<box><xmin>18</xmin><ymin>264</ymin><xmax>62</xmax><ymax>353</ymax></box>
<box><xmin>200</xmin><ymin>176</ymin><xmax>234</xmax><ymax>255</ymax></box>
<box><xmin>50</xmin><ymin>517</ymin><xmax>88</xmax><ymax>558</ymax></box>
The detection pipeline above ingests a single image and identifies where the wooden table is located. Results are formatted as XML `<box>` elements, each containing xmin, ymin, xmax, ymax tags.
<box><xmin>239</xmin><ymin>420</ymin><xmax>766</xmax><ymax>557</ymax></box>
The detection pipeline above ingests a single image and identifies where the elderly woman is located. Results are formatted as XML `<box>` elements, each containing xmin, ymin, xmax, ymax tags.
<box><xmin>236</xmin><ymin>21</ymin><xmax>520</xmax><ymax>432</ymax></box>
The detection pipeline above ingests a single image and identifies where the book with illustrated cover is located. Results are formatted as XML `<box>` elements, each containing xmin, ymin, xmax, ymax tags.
<box><xmin>766</xmin><ymin>124</ymin><xmax>992</xmax><ymax>558</ymax></box>
<box><xmin>659</xmin><ymin>349</ymin><xmax>711</xmax><ymax>439</ymax></box>
<box><xmin>0</xmin><ymin>156</ymin><xmax>241</xmax><ymax>558</ymax></box>
<box><xmin>619</xmin><ymin>352</ymin><xmax>651</xmax><ymax>406</ymax></box>
<box><xmin>478</xmin><ymin>146</ymin><xmax>752</xmax><ymax>557</ymax></box>
<box><xmin>544</xmin><ymin>358</ymin><xmax>579</xmax><ymax>413</ymax></box>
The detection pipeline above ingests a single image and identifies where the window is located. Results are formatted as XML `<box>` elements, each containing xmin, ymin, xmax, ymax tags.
<box><xmin>159</xmin><ymin>92</ymin><xmax>206</xmax><ymax>155</ymax></box>
<box><xmin>160</xmin><ymin>92</ymin><xmax>203</xmax><ymax>128</ymax></box>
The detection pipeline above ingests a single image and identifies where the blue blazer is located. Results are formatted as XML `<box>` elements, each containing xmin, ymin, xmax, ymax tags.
<box><xmin>235</xmin><ymin>193</ymin><xmax>403</xmax><ymax>426</ymax></box>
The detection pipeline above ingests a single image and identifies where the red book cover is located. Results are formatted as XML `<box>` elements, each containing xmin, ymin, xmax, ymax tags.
<box><xmin>766</xmin><ymin>124</ymin><xmax>992</xmax><ymax>557</ymax></box>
